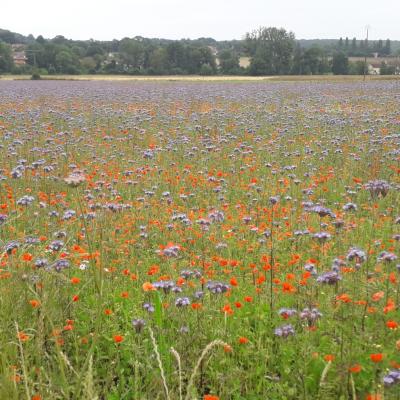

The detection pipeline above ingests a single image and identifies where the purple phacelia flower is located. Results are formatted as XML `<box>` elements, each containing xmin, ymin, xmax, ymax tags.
<box><xmin>378</xmin><ymin>251</ymin><xmax>397</xmax><ymax>263</ymax></box>
<box><xmin>365</xmin><ymin>180</ymin><xmax>391</xmax><ymax>198</ymax></box>
<box><xmin>317</xmin><ymin>271</ymin><xmax>341</xmax><ymax>284</ymax></box>
<box><xmin>143</xmin><ymin>303</ymin><xmax>155</xmax><ymax>313</ymax></box>
<box><xmin>313</xmin><ymin>232</ymin><xmax>331</xmax><ymax>242</ymax></box>
<box><xmin>347</xmin><ymin>247</ymin><xmax>367</xmax><ymax>263</ymax></box>
<box><xmin>383</xmin><ymin>369</ymin><xmax>400</xmax><ymax>386</ymax></box>
<box><xmin>274</xmin><ymin>324</ymin><xmax>295</xmax><ymax>338</ymax></box>
<box><xmin>132</xmin><ymin>318</ymin><xmax>146</xmax><ymax>333</ymax></box>
<box><xmin>278</xmin><ymin>308</ymin><xmax>297</xmax><ymax>318</ymax></box>
<box><xmin>175</xmin><ymin>297</ymin><xmax>190</xmax><ymax>307</ymax></box>
<box><xmin>300</xmin><ymin>307</ymin><xmax>322</xmax><ymax>322</ymax></box>
<box><xmin>206</xmin><ymin>281</ymin><xmax>230</xmax><ymax>294</ymax></box>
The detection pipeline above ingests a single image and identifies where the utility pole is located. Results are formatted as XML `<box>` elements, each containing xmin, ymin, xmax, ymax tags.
<box><xmin>25</xmin><ymin>49</ymin><xmax>40</xmax><ymax>68</ymax></box>
<box><xmin>363</xmin><ymin>25</ymin><xmax>370</xmax><ymax>81</ymax></box>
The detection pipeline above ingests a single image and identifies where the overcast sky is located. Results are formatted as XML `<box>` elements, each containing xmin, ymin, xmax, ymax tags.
<box><xmin>2</xmin><ymin>0</ymin><xmax>399</xmax><ymax>41</ymax></box>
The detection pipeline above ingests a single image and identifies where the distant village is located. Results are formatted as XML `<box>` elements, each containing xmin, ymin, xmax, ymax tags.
<box><xmin>11</xmin><ymin>44</ymin><xmax>28</xmax><ymax>66</ymax></box>
<box><xmin>350</xmin><ymin>54</ymin><xmax>400</xmax><ymax>75</ymax></box>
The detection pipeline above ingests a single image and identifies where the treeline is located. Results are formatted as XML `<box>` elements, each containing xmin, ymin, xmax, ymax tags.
<box><xmin>27</xmin><ymin>37</ymin><xmax>220</xmax><ymax>75</ymax></box>
<box><xmin>337</xmin><ymin>37</ymin><xmax>391</xmax><ymax>56</ymax></box>
<box><xmin>243</xmin><ymin>28</ymin><xmax>397</xmax><ymax>75</ymax></box>
<box><xmin>0</xmin><ymin>28</ymin><xmax>245</xmax><ymax>75</ymax></box>
<box><xmin>0</xmin><ymin>27</ymin><xmax>399</xmax><ymax>76</ymax></box>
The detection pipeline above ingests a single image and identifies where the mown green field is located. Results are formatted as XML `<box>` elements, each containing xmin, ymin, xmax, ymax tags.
<box><xmin>1</xmin><ymin>74</ymin><xmax>400</xmax><ymax>82</ymax></box>
<box><xmin>0</xmin><ymin>79</ymin><xmax>399</xmax><ymax>400</ymax></box>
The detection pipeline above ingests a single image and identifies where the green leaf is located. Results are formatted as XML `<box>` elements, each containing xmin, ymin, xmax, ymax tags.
<box><xmin>153</xmin><ymin>291</ymin><xmax>163</xmax><ymax>329</ymax></box>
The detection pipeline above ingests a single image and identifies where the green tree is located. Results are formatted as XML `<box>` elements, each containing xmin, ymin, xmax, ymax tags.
<box><xmin>80</xmin><ymin>56</ymin><xmax>97</xmax><ymax>73</ymax></box>
<box><xmin>348</xmin><ymin>61</ymin><xmax>365</xmax><ymax>75</ymax></box>
<box><xmin>331</xmin><ymin>51</ymin><xmax>349</xmax><ymax>75</ymax></box>
<box><xmin>166</xmin><ymin>42</ymin><xmax>186</xmax><ymax>73</ymax></box>
<box><xmin>291</xmin><ymin>43</ymin><xmax>304</xmax><ymax>74</ymax></box>
<box><xmin>351</xmin><ymin>37</ymin><xmax>357</xmax><ymax>53</ymax></box>
<box><xmin>86</xmin><ymin>41</ymin><xmax>104</xmax><ymax>57</ymax></box>
<box><xmin>199</xmin><ymin>63</ymin><xmax>214</xmax><ymax>75</ymax></box>
<box><xmin>291</xmin><ymin>45</ymin><xmax>329</xmax><ymax>75</ymax></box>
<box><xmin>55</xmin><ymin>49</ymin><xmax>80</xmax><ymax>74</ymax></box>
<box><xmin>0</xmin><ymin>41</ymin><xmax>14</xmax><ymax>72</ymax></box>
<box><xmin>148</xmin><ymin>48</ymin><xmax>169</xmax><ymax>75</ymax></box>
<box><xmin>377</xmin><ymin>39</ymin><xmax>383</xmax><ymax>54</ymax></box>
<box><xmin>119</xmin><ymin>38</ymin><xmax>145</xmax><ymax>72</ymax></box>
<box><xmin>384</xmin><ymin>39</ymin><xmax>391</xmax><ymax>55</ymax></box>
<box><xmin>380</xmin><ymin>62</ymin><xmax>395</xmax><ymax>75</ymax></box>
<box><xmin>218</xmin><ymin>49</ymin><xmax>240</xmax><ymax>74</ymax></box>
<box><xmin>36</xmin><ymin>35</ymin><xmax>46</xmax><ymax>45</ymax></box>
<box><xmin>303</xmin><ymin>47</ymin><xmax>324</xmax><ymax>74</ymax></box>
<box><xmin>183</xmin><ymin>46</ymin><xmax>216</xmax><ymax>74</ymax></box>
<box><xmin>246</xmin><ymin>27</ymin><xmax>295</xmax><ymax>75</ymax></box>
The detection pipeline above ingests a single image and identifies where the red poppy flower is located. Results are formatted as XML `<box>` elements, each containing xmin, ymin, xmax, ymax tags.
<box><xmin>370</xmin><ymin>353</ymin><xmax>383</xmax><ymax>363</ymax></box>
<box><xmin>349</xmin><ymin>364</ymin><xmax>362</xmax><ymax>373</ymax></box>
<box><xmin>113</xmin><ymin>335</ymin><xmax>124</xmax><ymax>343</ymax></box>
<box><xmin>386</xmin><ymin>320</ymin><xmax>398</xmax><ymax>329</ymax></box>
<box><xmin>324</xmin><ymin>354</ymin><xmax>335</xmax><ymax>362</ymax></box>
<box><xmin>204</xmin><ymin>395</ymin><xmax>219</xmax><ymax>400</ymax></box>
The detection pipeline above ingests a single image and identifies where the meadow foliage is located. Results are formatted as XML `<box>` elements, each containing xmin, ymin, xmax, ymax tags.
<box><xmin>0</xmin><ymin>80</ymin><xmax>399</xmax><ymax>399</ymax></box>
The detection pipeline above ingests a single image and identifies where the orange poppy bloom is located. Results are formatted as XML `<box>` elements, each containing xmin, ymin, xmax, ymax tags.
<box><xmin>386</xmin><ymin>320</ymin><xmax>398</xmax><ymax>329</ymax></box>
<box><xmin>113</xmin><ymin>335</ymin><xmax>124</xmax><ymax>343</ymax></box>
<box><xmin>230</xmin><ymin>277</ymin><xmax>238</xmax><ymax>286</ymax></box>
<box><xmin>222</xmin><ymin>304</ymin><xmax>233</xmax><ymax>315</ymax></box>
<box><xmin>142</xmin><ymin>282</ymin><xmax>155</xmax><ymax>291</ymax></box>
<box><xmin>389</xmin><ymin>272</ymin><xmax>397</xmax><ymax>284</ymax></box>
<box><xmin>22</xmin><ymin>253</ymin><xmax>33</xmax><ymax>261</ymax></box>
<box><xmin>256</xmin><ymin>275</ymin><xmax>266</xmax><ymax>284</ymax></box>
<box><xmin>223</xmin><ymin>344</ymin><xmax>233</xmax><ymax>353</ymax></box>
<box><xmin>63</xmin><ymin>324</ymin><xmax>73</xmax><ymax>331</ymax></box>
<box><xmin>282</xmin><ymin>282</ymin><xmax>296</xmax><ymax>293</ymax></box>
<box><xmin>370</xmin><ymin>353</ymin><xmax>383</xmax><ymax>363</ymax></box>
<box><xmin>366</xmin><ymin>394</ymin><xmax>382</xmax><ymax>400</ymax></box>
<box><xmin>147</xmin><ymin>265</ymin><xmax>160</xmax><ymax>276</ymax></box>
<box><xmin>371</xmin><ymin>291</ymin><xmax>384</xmax><ymax>301</ymax></box>
<box><xmin>17</xmin><ymin>332</ymin><xmax>29</xmax><ymax>342</ymax></box>
<box><xmin>384</xmin><ymin>299</ymin><xmax>395</xmax><ymax>314</ymax></box>
<box><xmin>390</xmin><ymin>360</ymin><xmax>400</xmax><ymax>369</ymax></box>
<box><xmin>336</xmin><ymin>293</ymin><xmax>352</xmax><ymax>303</ymax></box>
<box><xmin>349</xmin><ymin>364</ymin><xmax>362</xmax><ymax>373</ymax></box>
<box><xmin>29</xmin><ymin>299</ymin><xmax>40</xmax><ymax>308</ymax></box>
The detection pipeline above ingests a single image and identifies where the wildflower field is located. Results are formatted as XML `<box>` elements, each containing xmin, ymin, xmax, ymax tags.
<box><xmin>1</xmin><ymin>79</ymin><xmax>400</xmax><ymax>400</ymax></box>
